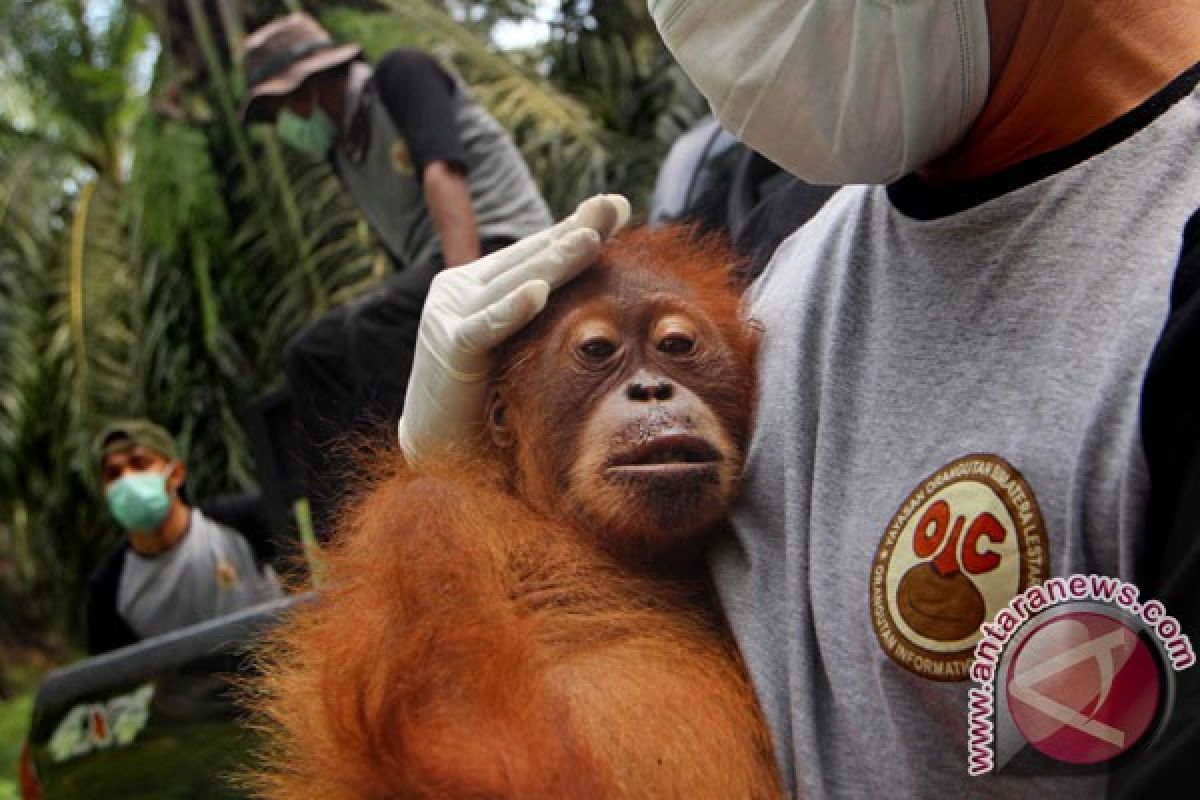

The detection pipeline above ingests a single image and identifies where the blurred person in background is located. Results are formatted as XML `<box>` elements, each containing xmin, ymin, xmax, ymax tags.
<box><xmin>240</xmin><ymin>12</ymin><xmax>553</xmax><ymax>534</ymax></box>
<box><xmin>85</xmin><ymin>419</ymin><xmax>284</xmax><ymax>655</ymax></box>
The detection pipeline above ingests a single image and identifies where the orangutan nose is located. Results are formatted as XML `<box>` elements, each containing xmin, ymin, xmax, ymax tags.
<box><xmin>626</xmin><ymin>371</ymin><xmax>675</xmax><ymax>403</ymax></box>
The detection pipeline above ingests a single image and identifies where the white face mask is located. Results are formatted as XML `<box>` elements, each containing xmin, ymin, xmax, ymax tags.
<box><xmin>650</xmin><ymin>0</ymin><xmax>991</xmax><ymax>185</ymax></box>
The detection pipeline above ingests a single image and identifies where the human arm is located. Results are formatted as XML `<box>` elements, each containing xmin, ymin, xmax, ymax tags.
<box><xmin>1111</xmin><ymin>209</ymin><xmax>1200</xmax><ymax>796</ymax></box>
<box><xmin>423</xmin><ymin>160</ymin><xmax>480</xmax><ymax>267</ymax></box>
<box><xmin>372</xmin><ymin>50</ymin><xmax>482</xmax><ymax>266</ymax></box>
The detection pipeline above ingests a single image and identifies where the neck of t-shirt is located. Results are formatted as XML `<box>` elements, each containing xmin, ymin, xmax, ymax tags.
<box><xmin>129</xmin><ymin>504</ymin><xmax>193</xmax><ymax>557</ymax></box>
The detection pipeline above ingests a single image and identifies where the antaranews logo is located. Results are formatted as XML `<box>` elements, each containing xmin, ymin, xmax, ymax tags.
<box><xmin>967</xmin><ymin>575</ymin><xmax>1195</xmax><ymax>776</ymax></box>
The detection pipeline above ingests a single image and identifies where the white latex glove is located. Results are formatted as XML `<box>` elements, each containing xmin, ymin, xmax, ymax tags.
<box><xmin>398</xmin><ymin>194</ymin><xmax>632</xmax><ymax>465</ymax></box>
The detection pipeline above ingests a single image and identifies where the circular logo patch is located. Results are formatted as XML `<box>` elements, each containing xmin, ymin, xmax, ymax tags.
<box><xmin>1005</xmin><ymin>611</ymin><xmax>1163</xmax><ymax>764</ymax></box>
<box><xmin>871</xmin><ymin>454</ymin><xmax>1049</xmax><ymax>681</ymax></box>
<box><xmin>391</xmin><ymin>141</ymin><xmax>413</xmax><ymax>176</ymax></box>
<box><xmin>216</xmin><ymin>557</ymin><xmax>239</xmax><ymax>589</ymax></box>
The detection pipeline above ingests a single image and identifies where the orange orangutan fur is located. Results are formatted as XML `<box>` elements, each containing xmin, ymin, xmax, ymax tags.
<box><xmin>245</xmin><ymin>227</ymin><xmax>783</xmax><ymax>799</ymax></box>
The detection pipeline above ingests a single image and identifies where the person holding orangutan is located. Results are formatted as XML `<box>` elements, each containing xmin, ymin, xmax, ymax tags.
<box><xmin>252</xmin><ymin>0</ymin><xmax>1200</xmax><ymax>796</ymax></box>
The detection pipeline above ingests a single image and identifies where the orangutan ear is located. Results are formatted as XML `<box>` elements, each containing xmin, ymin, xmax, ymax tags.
<box><xmin>486</xmin><ymin>387</ymin><xmax>515</xmax><ymax>449</ymax></box>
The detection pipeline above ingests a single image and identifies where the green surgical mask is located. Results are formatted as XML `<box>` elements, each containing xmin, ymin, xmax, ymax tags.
<box><xmin>276</xmin><ymin>107</ymin><xmax>336</xmax><ymax>157</ymax></box>
<box><xmin>106</xmin><ymin>469</ymin><xmax>173</xmax><ymax>532</ymax></box>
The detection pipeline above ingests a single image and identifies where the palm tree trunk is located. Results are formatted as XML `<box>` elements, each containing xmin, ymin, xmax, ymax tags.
<box><xmin>184</xmin><ymin>0</ymin><xmax>327</xmax><ymax>313</ymax></box>
<box><xmin>68</xmin><ymin>180</ymin><xmax>97</xmax><ymax>411</ymax></box>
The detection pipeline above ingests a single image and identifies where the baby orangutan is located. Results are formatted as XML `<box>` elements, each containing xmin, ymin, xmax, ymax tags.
<box><xmin>247</xmin><ymin>227</ymin><xmax>782</xmax><ymax>799</ymax></box>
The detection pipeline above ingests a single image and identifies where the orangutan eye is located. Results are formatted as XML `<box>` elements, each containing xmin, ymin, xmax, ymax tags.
<box><xmin>653</xmin><ymin>313</ymin><xmax>698</xmax><ymax>356</ymax></box>
<box><xmin>658</xmin><ymin>334</ymin><xmax>695</xmax><ymax>355</ymax></box>
<box><xmin>580</xmin><ymin>338</ymin><xmax>617</xmax><ymax>360</ymax></box>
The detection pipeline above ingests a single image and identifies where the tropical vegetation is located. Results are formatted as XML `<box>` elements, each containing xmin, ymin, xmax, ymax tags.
<box><xmin>0</xmin><ymin>0</ymin><xmax>705</xmax><ymax>666</ymax></box>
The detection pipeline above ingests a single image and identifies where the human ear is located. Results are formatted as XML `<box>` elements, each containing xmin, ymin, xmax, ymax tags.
<box><xmin>166</xmin><ymin>461</ymin><xmax>188</xmax><ymax>495</ymax></box>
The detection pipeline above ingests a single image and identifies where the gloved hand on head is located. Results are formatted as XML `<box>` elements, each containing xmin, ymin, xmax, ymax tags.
<box><xmin>398</xmin><ymin>193</ymin><xmax>632</xmax><ymax>465</ymax></box>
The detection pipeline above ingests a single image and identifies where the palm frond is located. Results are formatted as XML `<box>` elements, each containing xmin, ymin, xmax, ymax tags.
<box><xmin>1</xmin><ymin>0</ymin><xmax>709</xmax><ymax>640</ymax></box>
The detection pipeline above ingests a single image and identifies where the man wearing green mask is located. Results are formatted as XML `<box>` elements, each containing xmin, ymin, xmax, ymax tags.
<box><xmin>239</xmin><ymin>12</ymin><xmax>553</xmax><ymax>534</ymax></box>
<box><xmin>85</xmin><ymin>419</ymin><xmax>285</xmax><ymax>655</ymax></box>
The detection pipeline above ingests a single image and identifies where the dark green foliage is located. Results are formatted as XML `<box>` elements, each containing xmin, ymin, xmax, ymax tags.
<box><xmin>0</xmin><ymin>0</ymin><xmax>708</xmax><ymax>647</ymax></box>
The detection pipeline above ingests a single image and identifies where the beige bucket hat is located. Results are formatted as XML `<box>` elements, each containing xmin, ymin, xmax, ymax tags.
<box><xmin>240</xmin><ymin>12</ymin><xmax>361</xmax><ymax>123</ymax></box>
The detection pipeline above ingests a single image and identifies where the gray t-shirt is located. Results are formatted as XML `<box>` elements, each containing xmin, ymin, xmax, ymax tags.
<box><xmin>118</xmin><ymin>509</ymin><xmax>284</xmax><ymax>640</ymax></box>
<box><xmin>716</xmin><ymin>74</ymin><xmax>1200</xmax><ymax>797</ymax></box>
<box><xmin>334</xmin><ymin>54</ymin><xmax>552</xmax><ymax>269</ymax></box>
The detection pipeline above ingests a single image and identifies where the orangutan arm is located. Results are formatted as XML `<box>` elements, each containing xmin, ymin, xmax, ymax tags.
<box><xmin>246</xmin><ymin>455</ymin><xmax>611</xmax><ymax>799</ymax></box>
